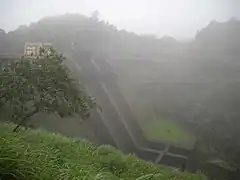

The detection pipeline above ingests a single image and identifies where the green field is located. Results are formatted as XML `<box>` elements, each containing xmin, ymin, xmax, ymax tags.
<box><xmin>0</xmin><ymin>123</ymin><xmax>202</xmax><ymax>180</ymax></box>
<box><xmin>143</xmin><ymin>118</ymin><xmax>195</xmax><ymax>148</ymax></box>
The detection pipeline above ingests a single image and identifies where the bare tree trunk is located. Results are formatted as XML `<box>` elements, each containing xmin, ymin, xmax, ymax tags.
<box><xmin>13</xmin><ymin>109</ymin><xmax>39</xmax><ymax>132</ymax></box>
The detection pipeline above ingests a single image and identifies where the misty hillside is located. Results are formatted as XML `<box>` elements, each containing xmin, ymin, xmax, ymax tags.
<box><xmin>1</xmin><ymin>14</ymin><xmax>240</xmax><ymax>129</ymax></box>
<box><xmin>0</xmin><ymin>14</ymin><xmax>240</xmax><ymax>120</ymax></box>
<box><xmin>1</xmin><ymin>13</ymin><xmax>240</xmax><ymax>179</ymax></box>
<box><xmin>112</xmin><ymin>19</ymin><xmax>240</xmax><ymax>85</ymax></box>
<box><xmin>192</xmin><ymin>18</ymin><xmax>240</xmax><ymax>58</ymax></box>
<box><xmin>1</xmin><ymin>14</ymin><xmax>240</xmax><ymax>63</ymax></box>
<box><xmin>1</xmin><ymin>14</ymin><xmax>239</xmax><ymax>84</ymax></box>
<box><xmin>0</xmin><ymin>14</ymin><xmax>186</xmax><ymax>60</ymax></box>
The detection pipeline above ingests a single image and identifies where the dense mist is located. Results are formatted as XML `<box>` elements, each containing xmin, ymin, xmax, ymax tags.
<box><xmin>0</xmin><ymin>1</ymin><xmax>240</xmax><ymax>179</ymax></box>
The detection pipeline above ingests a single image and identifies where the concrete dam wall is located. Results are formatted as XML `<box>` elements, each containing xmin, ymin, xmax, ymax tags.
<box><xmin>69</xmin><ymin>50</ymin><xmax>190</xmax><ymax>168</ymax></box>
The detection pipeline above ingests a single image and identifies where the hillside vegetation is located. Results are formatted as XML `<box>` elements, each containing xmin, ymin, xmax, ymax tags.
<box><xmin>0</xmin><ymin>123</ymin><xmax>202</xmax><ymax>180</ymax></box>
<box><xmin>143</xmin><ymin>118</ymin><xmax>195</xmax><ymax>148</ymax></box>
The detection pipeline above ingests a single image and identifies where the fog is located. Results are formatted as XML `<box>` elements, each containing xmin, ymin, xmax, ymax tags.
<box><xmin>1</xmin><ymin>0</ymin><xmax>240</xmax><ymax>179</ymax></box>
<box><xmin>1</xmin><ymin>0</ymin><xmax>240</xmax><ymax>39</ymax></box>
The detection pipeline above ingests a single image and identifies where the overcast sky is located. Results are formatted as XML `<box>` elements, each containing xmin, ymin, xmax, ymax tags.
<box><xmin>1</xmin><ymin>0</ymin><xmax>239</xmax><ymax>39</ymax></box>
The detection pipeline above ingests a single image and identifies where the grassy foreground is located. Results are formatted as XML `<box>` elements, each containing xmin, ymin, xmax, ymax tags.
<box><xmin>0</xmin><ymin>123</ymin><xmax>202</xmax><ymax>180</ymax></box>
<box><xmin>143</xmin><ymin>118</ymin><xmax>195</xmax><ymax>148</ymax></box>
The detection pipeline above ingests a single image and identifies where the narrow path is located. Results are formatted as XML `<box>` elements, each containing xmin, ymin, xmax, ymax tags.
<box><xmin>155</xmin><ymin>144</ymin><xmax>171</xmax><ymax>164</ymax></box>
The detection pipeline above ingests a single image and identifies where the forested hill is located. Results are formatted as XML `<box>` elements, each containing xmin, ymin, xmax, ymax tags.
<box><xmin>0</xmin><ymin>14</ymin><xmax>186</xmax><ymax>60</ymax></box>
<box><xmin>191</xmin><ymin>18</ymin><xmax>240</xmax><ymax>58</ymax></box>
<box><xmin>1</xmin><ymin>14</ymin><xmax>239</xmax><ymax>61</ymax></box>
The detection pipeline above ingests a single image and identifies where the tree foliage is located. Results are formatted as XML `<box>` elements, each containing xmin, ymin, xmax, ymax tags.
<box><xmin>0</xmin><ymin>48</ymin><xmax>96</xmax><ymax>131</ymax></box>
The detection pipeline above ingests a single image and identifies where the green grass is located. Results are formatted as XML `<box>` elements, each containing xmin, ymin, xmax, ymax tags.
<box><xmin>143</xmin><ymin>118</ymin><xmax>195</xmax><ymax>148</ymax></box>
<box><xmin>0</xmin><ymin>123</ymin><xmax>202</xmax><ymax>180</ymax></box>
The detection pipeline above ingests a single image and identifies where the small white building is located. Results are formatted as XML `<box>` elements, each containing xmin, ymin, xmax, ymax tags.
<box><xmin>24</xmin><ymin>42</ymin><xmax>52</xmax><ymax>57</ymax></box>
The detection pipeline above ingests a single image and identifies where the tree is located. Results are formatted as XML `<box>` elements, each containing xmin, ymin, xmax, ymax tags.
<box><xmin>0</xmin><ymin>47</ymin><xmax>96</xmax><ymax>132</ymax></box>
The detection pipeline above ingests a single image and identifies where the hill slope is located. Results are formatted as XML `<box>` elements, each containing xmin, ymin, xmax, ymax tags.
<box><xmin>0</xmin><ymin>123</ymin><xmax>202</xmax><ymax>180</ymax></box>
<box><xmin>0</xmin><ymin>14</ymin><xmax>185</xmax><ymax>59</ymax></box>
<box><xmin>192</xmin><ymin>18</ymin><xmax>240</xmax><ymax>57</ymax></box>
